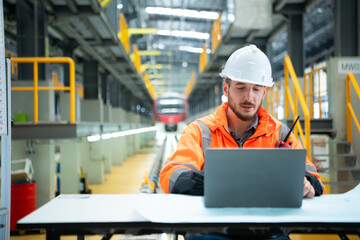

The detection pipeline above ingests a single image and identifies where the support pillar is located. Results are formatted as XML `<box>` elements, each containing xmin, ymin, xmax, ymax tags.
<box><xmin>60</xmin><ymin>141</ymin><xmax>80</xmax><ymax>194</ymax></box>
<box><xmin>16</xmin><ymin>0</ymin><xmax>46</xmax><ymax>80</ymax></box>
<box><xmin>102</xmin><ymin>139</ymin><xmax>112</xmax><ymax>174</ymax></box>
<box><xmin>334</xmin><ymin>0</ymin><xmax>359</xmax><ymax>56</ymax></box>
<box><xmin>83</xmin><ymin>60</ymin><xmax>99</xmax><ymax>99</ymax></box>
<box><xmin>32</xmin><ymin>141</ymin><xmax>55</xmax><ymax>208</ymax></box>
<box><xmin>287</xmin><ymin>14</ymin><xmax>304</xmax><ymax>76</ymax></box>
<box><xmin>80</xmin><ymin>140</ymin><xmax>104</xmax><ymax>184</ymax></box>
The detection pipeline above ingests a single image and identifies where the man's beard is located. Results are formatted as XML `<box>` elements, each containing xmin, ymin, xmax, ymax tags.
<box><xmin>228</xmin><ymin>95</ymin><xmax>262</xmax><ymax>121</ymax></box>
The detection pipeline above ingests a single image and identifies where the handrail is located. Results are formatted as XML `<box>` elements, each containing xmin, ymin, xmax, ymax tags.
<box><xmin>266</xmin><ymin>82</ymin><xmax>281</xmax><ymax>118</ymax></box>
<box><xmin>199</xmin><ymin>43</ymin><xmax>207</xmax><ymax>73</ymax></box>
<box><xmin>10</xmin><ymin>57</ymin><xmax>76</xmax><ymax>124</ymax></box>
<box><xmin>118</xmin><ymin>13</ymin><xmax>130</xmax><ymax>53</ymax></box>
<box><xmin>346</xmin><ymin>72</ymin><xmax>360</xmax><ymax>144</ymax></box>
<box><xmin>211</xmin><ymin>13</ymin><xmax>221</xmax><ymax>53</ymax></box>
<box><xmin>184</xmin><ymin>71</ymin><xmax>196</xmax><ymax>96</ymax></box>
<box><xmin>131</xmin><ymin>44</ymin><xmax>141</xmax><ymax>74</ymax></box>
<box><xmin>304</xmin><ymin>66</ymin><xmax>327</xmax><ymax>118</ymax></box>
<box><xmin>284</xmin><ymin>55</ymin><xmax>311</xmax><ymax>160</ymax></box>
<box><xmin>143</xmin><ymin>73</ymin><xmax>155</xmax><ymax>99</ymax></box>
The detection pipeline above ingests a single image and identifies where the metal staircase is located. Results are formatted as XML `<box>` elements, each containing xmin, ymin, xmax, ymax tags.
<box><xmin>285</xmin><ymin>118</ymin><xmax>360</xmax><ymax>193</ymax></box>
<box><xmin>281</xmin><ymin>56</ymin><xmax>360</xmax><ymax>194</ymax></box>
<box><xmin>311</xmin><ymin>138</ymin><xmax>360</xmax><ymax>193</ymax></box>
<box><xmin>286</xmin><ymin>118</ymin><xmax>336</xmax><ymax>137</ymax></box>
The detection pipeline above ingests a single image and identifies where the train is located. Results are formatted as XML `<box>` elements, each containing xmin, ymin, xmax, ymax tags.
<box><xmin>154</xmin><ymin>92</ymin><xmax>188</xmax><ymax>131</ymax></box>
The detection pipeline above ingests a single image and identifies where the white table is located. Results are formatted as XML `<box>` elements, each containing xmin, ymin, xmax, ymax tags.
<box><xmin>17</xmin><ymin>184</ymin><xmax>360</xmax><ymax>240</ymax></box>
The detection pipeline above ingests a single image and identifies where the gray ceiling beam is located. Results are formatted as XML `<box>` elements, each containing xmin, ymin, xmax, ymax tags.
<box><xmin>81</xmin><ymin>17</ymin><xmax>102</xmax><ymax>45</ymax></box>
<box><xmin>48</xmin><ymin>25</ymin><xmax>68</xmax><ymax>43</ymax></box>
<box><xmin>80</xmin><ymin>17</ymin><xmax>118</xmax><ymax>61</ymax></box>
<box><xmin>89</xmin><ymin>0</ymin><xmax>101</xmax><ymax>14</ymax></box>
<box><xmin>53</xmin><ymin>6</ymin><xmax>97</xmax><ymax>18</ymax></box>
<box><xmin>304</xmin><ymin>0</ymin><xmax>323</xmax><ymax>11</ymax></box>
<box><xmin>274</xmin><ymin>0</ymin><xmax>288</xmax><ymax>12</ymax></box>
<box><xmin>65</xmin><ymin>0</ymin><xmax>78</xmax><ymax>13</ymax></box>
<box><xmin>40</xmin><ymin>0</ymin><xmax>54</xmax><ymax>13</ymax></box>
<box><xmin>225</xmin><ymin>37</ymin><xmax>268</xmax><ymax>46</ymax></box>
<box><xmin>59</xmin><ymin>21</ymin><xmax>151</xmax><ymax>102</ymax></box>
<box><xmin>268</xmin><ymin>20</ymin><xmax>287</xmax><ymax>42</ymax></box>
<box><xmin>245</xmin><ymin>30</ymin><xmax>259</xmax><ymax>43</ymax></box>
<box><xmin>275</xmin><ymin>3</ymin><xmax>305</xmax><ymax>14</ymax></box>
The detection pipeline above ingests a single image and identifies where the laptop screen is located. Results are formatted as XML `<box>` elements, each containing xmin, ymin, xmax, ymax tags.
<box><xmin>204</xmin><ymin>148</ymin><xmax>306</xmax><ymax>208</ymax></box>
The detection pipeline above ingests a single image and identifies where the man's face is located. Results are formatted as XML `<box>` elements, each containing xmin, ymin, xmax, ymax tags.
<box><xmin>223</xmin><ymin>80</ymin><xmax>266</xmax><ymax>121</ymax></box>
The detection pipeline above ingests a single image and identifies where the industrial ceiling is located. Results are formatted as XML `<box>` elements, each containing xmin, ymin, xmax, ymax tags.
<box><xmin>4</xmin><ymin>0</ymin><xmax>335</xmax><ymax>101</ymax></box>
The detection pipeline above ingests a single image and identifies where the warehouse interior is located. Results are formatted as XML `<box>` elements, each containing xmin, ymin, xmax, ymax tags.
<box><xmin>0</xmin><ymin>0</ymin><xmax>360</xmax><ymax>239</ymax></box>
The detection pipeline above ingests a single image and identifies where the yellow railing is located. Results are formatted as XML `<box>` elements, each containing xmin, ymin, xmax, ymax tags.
<box><xmin>211</xmin><ymin>13</ymin><xmax>221</xmax><ymax>53</ymax></box>
<box><xmin>184</xmin><ymin>71</ymin><xmax>196</xmax><ymax>96</ymax></box>
<box><xmin>11</xmin><ymin>57</ymin><xmax>76</xmax><ymax>124</ymax></box>
<box><xmin>144</xmin><ymin>73</ymin><xmax>155</xmax><ymax>99</ymax></box>
<box><xmin>346</xmin><ymin>72</ymin><xmax>360</xmax><ymax>144</ymax></box>
<box><xmin>304</xmin><ymin>66</ymin><xmax>327</xmax><ymax>118</ymax></box>
<box><xmin>199</xmin><ymin>43</ymin><xmax>207</xmax><ymax>73</ymax></box>
<box><xmin>118</xmin><ymin>13</ymin><xmax>130</xmax><ymax>53</ymax></box>
<box><xmin>266</xmin><ymin>82</ymin><xmax>281</xmax><ymax>118</ymax></box>
<box><xmin>131</xmin><ymin>44</ymin><xmax>141</xmax><ymax>74</ymax></box>
<box><xmin>284</xmin><ymin>56</ymin><xmax>311</xmax><ymax>160</ymax></box>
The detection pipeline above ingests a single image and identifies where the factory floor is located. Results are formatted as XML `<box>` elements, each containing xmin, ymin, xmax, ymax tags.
<box><xmin>9</xmin><ymin>137</ymin><xmax>360</xmax><ymax>240</ymax></box>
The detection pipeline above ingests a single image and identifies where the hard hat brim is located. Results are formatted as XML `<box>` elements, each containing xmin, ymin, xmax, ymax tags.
<box><xmin>219</xmin><ymin>73</ymin><xmax>274</xmax><ymax>87</ymax></box>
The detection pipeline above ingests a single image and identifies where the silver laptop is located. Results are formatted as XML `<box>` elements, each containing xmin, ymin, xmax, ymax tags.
<box><xmin>204</xmin><ymin>148</ymin><xmax>306</xmax><ymax>208</ymax></box>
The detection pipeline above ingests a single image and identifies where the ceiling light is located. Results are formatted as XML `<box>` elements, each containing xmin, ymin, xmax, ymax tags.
<box><xmin>182</xmin><ymin>61</ymin><xmax>188</xmax><ymax>67</ymax></box>
<box><xmin>158</xmin><ymin>99</ymin><xmax>183</xmax><ymax>105</ymax></box>
<box><xmin>145</xmin><ymin>7</ymin><xmax>219</xmax><ymax>20</ymax></box>
<box><xmin>179</xmin><ymin>46</ymin><xmax>204</xmax><ymax>53</ymax></box>
<box><xmin>158</xmin><ymin>43</ymin><xmax>165</xmax><ymax>49</ymax></box>
<box><xmin>117</xmin><ymin>3</ymin><xmax>123</xmax><ymax>9</ymax></box>
<box><xmin>227</xmin><ymin>13</ymin><xmax>235</xmax><ymax>22</ymax></box>
<box><xmin>157</xmin><ymin>30</ymin><xmax>209</xmax><ymax>40</ymax></box>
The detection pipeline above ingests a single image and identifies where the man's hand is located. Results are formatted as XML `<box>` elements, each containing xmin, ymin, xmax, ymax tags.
<box><xmin>303</xmin><ymin>177</ymin><xmax>315</xmax><ymax>198</ymax></box>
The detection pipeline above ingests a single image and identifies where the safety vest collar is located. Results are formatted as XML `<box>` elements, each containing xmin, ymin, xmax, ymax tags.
<box><xmin>252</xmin><ymin>107</ymin><xmax>278</xmax><ymax>138</ymax></box>
<box><xmin>200</xmin><ymin>102</ymin><xmax>279</xmax><ymax>138</ymax></box>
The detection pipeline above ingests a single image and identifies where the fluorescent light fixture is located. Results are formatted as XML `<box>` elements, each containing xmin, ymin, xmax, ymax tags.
<box><xmin>117</xmin><ymin>3</ymin><xmax>123</xmax><ymax>9</ymax></box>
<box><xmin>158</xmin><ymin>43</ymin><xmax>165</xmax><ymax>49</ymax></box>
<box><xmin>179</xmin><ymin>46</ymin><xmax>212</xmax><ymax>54</ymax></box>
<box><xmin>227</xmin><ymin>13</ymin><xmax>235</xmax><ymax>22</ymax></box>
<box><xmin>87</xmin><ymin>135</ymin><xmax>101</xmax><ymax>142</ymax></box>
<box><xmin>145</xmin><ymin>7</ymin><xmax>219</xmax><ymax>20</ymax></box>
<box><xmin>87</xmin><ymin>126</ymin><xmax>158</xmax><ymax>141</ymax></box>
<box><xmin>111</xmin><ymin>126</ymin><xmax>158</xmax><ymax>138</ymax></box>
<box><xmin>179</xmin><ymin>46</ymin><xmax>203</xmax><ymax>53</ymax></box>
<box><xmin>158</xmin><ymin>99</ymin><xmax>182</xmax><ymax>105</ymax></box>
<box><xmin>101</xmin><ymin>133</ymin><xmax>112</xmax><ymax>140</ymax></box>
<box><xmin>157</xmin><ymin>30</ymin><xmax>209</xmax><ymax>40</ymax></box>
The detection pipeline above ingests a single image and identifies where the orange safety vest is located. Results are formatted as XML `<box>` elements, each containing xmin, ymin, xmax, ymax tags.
<box><xmin>160</xmin><ymin>102</ymin><xmax>325</xmax><ymax>194</ymax></box>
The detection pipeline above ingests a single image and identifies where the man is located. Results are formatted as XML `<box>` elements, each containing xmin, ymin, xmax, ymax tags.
<box><xmin>159</xmin><ymin>45</ymin><xmax>324</xmax><ymax>239</ymax></box>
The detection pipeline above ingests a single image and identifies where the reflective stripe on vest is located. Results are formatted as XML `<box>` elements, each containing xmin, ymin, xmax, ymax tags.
<box><xmin>196</xmin><ymin>120</ymin><xmax>212</xmax><ymax>154</ymax></box>
<box><xmin>165</xmin><ymin>160</ymin><xmax>202</xmax><ymax>193</ymax></box>
<box><xmin>197</xmin><ymin>120</ymin><xmax>291</xmax><ymax>156</ymax></box>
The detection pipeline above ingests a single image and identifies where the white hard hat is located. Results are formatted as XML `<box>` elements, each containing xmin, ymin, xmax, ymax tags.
<box><xmin>219</xmin><ymin>44</ymin><xmax>273</xmax><ymax>87</ymax></box>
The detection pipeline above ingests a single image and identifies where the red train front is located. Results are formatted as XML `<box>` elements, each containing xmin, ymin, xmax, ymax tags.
<box><xmin>154</xmin><ymin>92</ymin><xmax>188</xmax><ymax>131</ymax></box>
